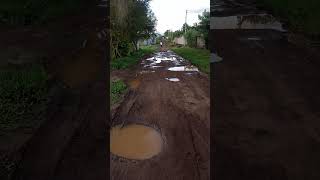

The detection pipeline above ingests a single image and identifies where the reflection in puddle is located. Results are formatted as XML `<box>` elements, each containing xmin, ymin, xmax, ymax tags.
<box><xmin>145</xmin><ymin>51</ymin><xmax>183</xmax><ymax>67</ymax></box>
<box><xmin>165</xmin><ymin>78</ymin><xmax>180</xmax><ymax>82</ymax></box>
<box><xmin>110</xmin><ymin>124</ymin><xmax>163</xmax><ymax>160</ymax></box>
<box><xmin>210</xmin><ymin>14</ymin><xmax>286</xmax><ymax>32</ymax></box>
<box><xmin>168</xmin><ymin>66</ymin><xmax>199</xmax><ymax>72</ymax></box>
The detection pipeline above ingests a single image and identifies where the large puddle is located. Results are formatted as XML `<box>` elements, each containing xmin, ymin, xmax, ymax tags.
<box><xmin>143</xmin><ymin>51</ymin><xmax>184</xmax><ymax>68</ymax></box>
<box><xmin>210</xmin><ymin>14</ymin><xmax>286</xmax><ymax>32</ymax></box>
<box><xmin>110</xmin><ymin>124</ymin><xmax>163</xmax><ymax>160</ymax></box>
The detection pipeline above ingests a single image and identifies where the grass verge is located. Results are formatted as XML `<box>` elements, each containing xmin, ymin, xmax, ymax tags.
<box><xmin>171</xmin><ymin>47</ymin><xmax>210</xmax><ymax>74</ymax></box>
<box><xmin>0</xmin><ymin>65</ymin><xmax>48</xmax><ymax>133</ymax></box>
<box><xmin>110</xmin><ymin>80</ymin><xmax>127</xmax><ymax>106</ymax></box>
<box><xmin>111</xmin><ymin>45</ymin><xmax>157</xmax><ymax>70</ymax></box>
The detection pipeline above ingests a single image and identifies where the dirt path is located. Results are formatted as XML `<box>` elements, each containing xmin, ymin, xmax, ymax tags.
<box><xmin>6</xmin><ymin>1</ymin><xmax>108</xmax><ymax>180</ymax></box>
<box><xmin>211</xmin><ymin>0</ymin><xmax>320</xmax><ymax>179</ymax></box>
<box><xmin>111</xmin><ymin>50</ymin><xmax>210</xmax><ymax>179</ymax></box>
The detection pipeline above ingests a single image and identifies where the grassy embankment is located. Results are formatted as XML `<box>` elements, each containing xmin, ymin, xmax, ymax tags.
<box><xmin>257</xmin><ymin>0</ymin><xmax>320</xmax><ymax>38</ymax></box>
<box><xmin>111</xmin><ymin>45</ymin><xmax>157</xmax><ymax>70</ymax></box>
<box><xmin>110</xmin><ymin>45</ymin><xmax>157</xmax><ymax>105</ymax></box>
<box><xmin>0</xmin><ymin>65</ymin><xmax>48</xmax><ymax>134</ymax></box>
<box><xmin>171</xmin><ymin>47</ymin><xmax>210</xmax><ymax>74</ymax></box>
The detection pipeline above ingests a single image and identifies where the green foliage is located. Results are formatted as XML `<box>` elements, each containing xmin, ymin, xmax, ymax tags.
<box><xmin>185</xmin><ymin>28</ymin><xmax>201</xmax><ymax>48</ymax></box>
<box><xmin>182</xmin><ymin>23</ymin><xmax>191</xmax><ymax>33</ymax></box>
<box><xmin>110</xmin><ymin>80</ymin><xmax>127</xmax><ymax>105</ymax></box>
<box><xmin>257</xmin><ymin>0</ymin><xmax>320</xmax><ymax>37</ymax></box>
<box><xmin>111</xmin><ymin>45</ymin><xmax>156</xmax><ymax>70</ymax></box>
<box><xmin>164</xmin><ymin>10</ymin><xmax>209</xmax><ymax>48</ymax></box>
<box><xmin>0</xmin><ymin>0</ymin><xmax>89</xmax><ymax>25</ymax></box>
<box><xmin>196</xmin><ymin>10</ymin><xmax>210</xmax><ymax>48</ymax></box>
<box><xmin>111</xmin><ymin>0</ymin><xmax>157</xmax><ymax>58</ymax></box>
<box><xmin>0</xmin><ymin>65</ymin><xmax>48</xmax><ymax>132</ymax></box>
<box><xmin>171</xmin><ymin>47</ymin><xmax>210</xmax><ymax>74</ymax></box>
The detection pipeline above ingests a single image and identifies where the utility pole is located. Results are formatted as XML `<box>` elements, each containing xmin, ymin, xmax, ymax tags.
<box><xmin>185</xmin><ymin>10</ymin><xmax>188</xmax><ymax>34</ymax></box>
<box><xmin>184</xmin><ymin>10</ymin><xmax>188</xmax><ymax>46</ymax></box>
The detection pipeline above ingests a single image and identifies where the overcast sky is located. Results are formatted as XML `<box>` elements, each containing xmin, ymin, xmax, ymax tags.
<box><xmin>150</xmin><ymin>0</ymin><xmax>210</xmax><ymax>34</ymax></box>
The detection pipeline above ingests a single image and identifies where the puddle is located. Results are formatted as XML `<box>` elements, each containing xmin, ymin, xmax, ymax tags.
<box><xmin>110</xmin><ymin>124</ymin><xmax>163</xmax><ymax>160</ymax></box>
<box><xmin>210</xmin><ymin>14</ymin><xmax>286</xmax><ymax>32</ymax></box>
<box><xmin>129</xmin><ymin>79</ymin><xmax>141</xmax><ymax>89</ymax></box>
<box><xmin>144</xmin><ymin>51</ymin><xmax>183</xmax><ymax>69</ymax></box>
<box><xmin>168</xmin><ymin>66</ymin><xmax>199</xmax><ymax>72</ymax></box>
<box><xmin>165</xmin><ymin>78</ymin><xmax>180</xmax><ymax>82</ymax></box>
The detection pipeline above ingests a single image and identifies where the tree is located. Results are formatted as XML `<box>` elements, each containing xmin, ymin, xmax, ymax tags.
<box><xmin>111</xmin><ymin>0</ymin><xmax>157</xmax><ymax>58</ymax></box>
<box><xmin>185</xmin><ymin>28</ymin><xmax>200</xmax><ymax>48</ymax></box>
<box><xmin>127</xmin><ymin>0</ymin><xmax>157</xmax><ymax>50</ymax></box>
<box><xmin>182</xmin><ymin>23</ymin><xmax>190</xmax><ymax>33</ymax></box>
<box><xmin>196</xmin><ymin>10</ymin><xmax>210</xmax><ymax>49</ymax></box>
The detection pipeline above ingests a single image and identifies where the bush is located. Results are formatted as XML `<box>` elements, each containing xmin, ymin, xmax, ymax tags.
<box><xmin>111</xmin><ymin>45</ymin><xmax>156</xmax><ymax>70</ymax></box>
<box><xmin>110</xmin><ymin>80</ymin><xmax>127</xmax><ymax>105</ymax></box>
<box><xmin>185</xmin><ymin>29</ymin><xmax>201</xmax><ymax>48</ymax></box>
<box><xmin>0</xmin><ymin>65</ymin><xmax>48</xmax><ymax>132</ymax></box>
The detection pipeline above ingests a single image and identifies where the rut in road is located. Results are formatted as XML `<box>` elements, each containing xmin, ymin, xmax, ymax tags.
<box><xmin>110</xmin><ymin>50</ymin><xmax>210</xmax><ymax>180</ymax></box>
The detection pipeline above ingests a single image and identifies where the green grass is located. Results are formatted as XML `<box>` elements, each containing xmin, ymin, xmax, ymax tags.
<box><xmin>0</xmin><ymin>65</ymin><xmax>48</xmax><ymax>133</ymax></box>
<box><xmin>110</xmin><ymin>80</ymin><xmax>127</xmax><ymax>106</ymax></box>
<box><xmin>257</xmin><ymin>0</ymin><xmax>320</xmax><ymax>37</ymax></box>
<box><xmin>171</xmin><ymin>47</ymin><xmax>210</xmax><ymax>74</ymax></box>
<box><xmin>111</xmin><ymin>45</ymin><xmax>157</xmax><ymax>70</ymax></box>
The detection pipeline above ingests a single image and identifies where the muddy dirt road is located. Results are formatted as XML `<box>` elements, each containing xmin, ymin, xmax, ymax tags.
<box><xmin>111</xmin><ymin>50</ymin><xmax>210</xmax><ymax>179</ymax></box>
<box><xmin>211</xmin><ymin>0</ymin><xmax>320</xmax><ymax>179</ymax></box>
<box><xmin>6</xmin><ymin>1</ymin><xmax>108</xmax><ymax>180</ymax></box>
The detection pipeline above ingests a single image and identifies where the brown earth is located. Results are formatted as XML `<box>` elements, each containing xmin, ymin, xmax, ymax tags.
<box><xmin>110</xmin><ymin>49</ymin><xmax>210</xmax><ymax>179</ymax></box>
<box><xmin>211</xmin><ymin>10</ymin><xmax>320</xmax><ymax>180</ymax></box>
<box><xmin>0</xmin><ymin>1</ymin><xmax>108</xmax><ymax>180</ymax></box>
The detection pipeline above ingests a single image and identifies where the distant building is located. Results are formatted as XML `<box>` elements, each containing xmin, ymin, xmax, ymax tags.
<box><xmin>174</xmin><ymin>36</ymin><xmax>186</xmax><ymax>46</ymax></box>
<box><xmin>196</xmin><ymin>36</ymin><xmax>206</xmax><ymax>48</ymax></box>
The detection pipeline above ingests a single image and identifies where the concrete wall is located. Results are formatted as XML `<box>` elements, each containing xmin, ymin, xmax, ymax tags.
<box><xmin>174</xmin><ymin>36</ymin><xmax>186</xmax><ymax>45</ymax></box>
<box><xmin>197</xmin><ymin>37</ymin><xmax>206</xmax><ymax>48</ymax></box>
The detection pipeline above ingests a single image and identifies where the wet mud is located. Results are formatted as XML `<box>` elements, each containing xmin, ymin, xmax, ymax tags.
<box><xmin>3</xmin><ymin>1</ymin><xmax>108</xmax><ymax>180</ymax></box>
<box><xmin>111</xmin><ymin>50</ymin><xmax>210</xmax><ymax>180</ymax></box>
<box><xmin>211</xmin><ymin>0</ymin><xmax>320</xmax><ymax>179</ymax></box>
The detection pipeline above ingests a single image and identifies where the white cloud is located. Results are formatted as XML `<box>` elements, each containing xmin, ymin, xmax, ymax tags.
<box><xmin>150</xmin><ymin>0</ymin><xmax>209</xmax><ymax>34</ymax></box>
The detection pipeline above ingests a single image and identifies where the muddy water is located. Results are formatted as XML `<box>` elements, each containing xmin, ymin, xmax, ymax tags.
<box><xmin>129</xmin><ymin>78</ymin><xmax>141</xmax><ymax>89</ymax></box>
<box><xmin>110</xmin><ymin>124</ymin><xmax>163</xmax><ymax>160</ymax></box>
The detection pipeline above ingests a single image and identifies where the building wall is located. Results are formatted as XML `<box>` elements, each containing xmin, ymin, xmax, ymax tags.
<box><xmin>197</xmin><ymin>36</ymin><xmax>206</xmax><ymax>48</ymax></box>
<box><xmin>174</xmin><ymin>36</ymin><xmax>186</xmax><ymax>45</ymax></box>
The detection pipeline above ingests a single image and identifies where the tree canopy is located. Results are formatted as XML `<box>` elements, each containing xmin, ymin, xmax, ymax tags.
<box><xmin>111</xmin><ymin>0</ymin><xmax>157</xmax><ymax>59</ymax></box>
<box><xmin>163</xmin><ymin>10</ymin><xmax>209</xmax><ymax>49</ymax></box>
